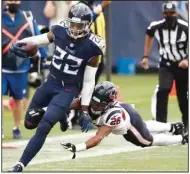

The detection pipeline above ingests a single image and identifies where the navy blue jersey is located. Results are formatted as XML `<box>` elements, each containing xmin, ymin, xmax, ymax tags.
<box><xmin>49</xmin><ymin>21</ymin><xmax>105</xmax><ymax>85</ymax></box>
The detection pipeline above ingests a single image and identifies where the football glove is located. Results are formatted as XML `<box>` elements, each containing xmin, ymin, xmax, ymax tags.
<box><xmin>61</xmin><ymin>143</ymin><xmax>76</xmax><ymax>159</ymax></box>
<box><xmin>78</xmin><ymin>111</ymin><xmax>91</xmax><ymax>133</ymax></box>
<box><xmin>10</xmin><ymin>42</ymin><xmax>27</xmax><ymax>58</ymax></box>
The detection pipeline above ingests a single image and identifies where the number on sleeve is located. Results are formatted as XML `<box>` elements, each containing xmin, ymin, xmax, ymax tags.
<box><xmin>89</xmin><ymin>34</ymin><xmax>106</xmax><ymax>53</ymax></box>
<box><xmin>110</xmin><ymin>117</ymin><xmax>121</xmax><ymax>126</ymax></box>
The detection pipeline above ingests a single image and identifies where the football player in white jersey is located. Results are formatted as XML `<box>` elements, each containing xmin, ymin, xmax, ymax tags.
<box><xmin>61</xmin><ymin>81</ymin><xmax>188</xmax><ymax>158</ymax></box>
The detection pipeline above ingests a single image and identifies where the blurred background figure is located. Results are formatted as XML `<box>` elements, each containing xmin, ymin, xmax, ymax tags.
<box><xmin>172</xmin><ymin>1</ymin><xmax>188</xmax><ymax>21</ymax></box>
<box><xmin>43</xmin><ymin>1</ymin><xmax>71</xmax><ymax>77</ymax></box>
<box><xmin>2</xmin><ymin>0</ymin><xmax>47</xmax><ymax>139</ymax></box>
<box><xmin>140</xmin><ymin>2</ymin><xmax>188</xmax><ymax>130</ymax></box>
<box><xmin>43</xmin><ymin>1</ymin><xmax>71</xmax><ymax>27</ymax></box>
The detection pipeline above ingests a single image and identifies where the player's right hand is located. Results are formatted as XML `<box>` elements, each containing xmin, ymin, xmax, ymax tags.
<box><xmin>10</xmin><ymin>42</ymin><xmax>27</xmax><ymax>58</ymax></box>
<box><xmin>61</xmin><ymin>143</ymin><xmax>76</xmax><ymax>152</ymax></box>
<box><xmin>78</xmin><ymin>111</ymin><xmax>91</xmax><ymax>133</ymax></box>
<box><xmin>61</xmin><ymin>142</ymin><xmax>76</xmax><ymax>159</ymax></box>
<box><xmin>140</xmin><ymin>56</ymin><xmax>149</xmax><ymax>69</ymax></box>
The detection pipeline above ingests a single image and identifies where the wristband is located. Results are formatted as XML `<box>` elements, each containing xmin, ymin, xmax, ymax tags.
<box><xmin>75</xmin><ymin>143</ymin><xmax>87</xmax><ymax>152</ymax></box>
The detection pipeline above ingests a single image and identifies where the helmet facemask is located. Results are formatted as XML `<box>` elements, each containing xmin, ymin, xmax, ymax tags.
<box><xmin>66</xmin><ymin>17</ymin><xmax>91</xmax><ymax>39</ymax></box>
<box><xmin>90</xmin><ymin>98</ymin><xmax>108</xmax><ymax>114</ymax></box>
<box><xmin>90</xmin><ymin>81</ymin><xmax>118</xmax><ymax>116</ymax></box>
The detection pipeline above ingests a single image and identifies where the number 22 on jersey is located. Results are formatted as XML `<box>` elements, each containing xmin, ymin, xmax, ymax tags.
<box><xmin>52</xmin><ymin>46</ymin><xmax>83</xmax><ymax>75</ymax></box>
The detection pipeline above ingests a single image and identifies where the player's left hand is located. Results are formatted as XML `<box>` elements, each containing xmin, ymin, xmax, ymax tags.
<box><xmin>61</xmin><ymin>143</ymin><xmax>76</xmax><ymax>159</ymax></box>
<box><xmin>179</xmin><ymin>59</ymin><xmax>188</xmax><ymax>69</ymax></box>
<box><xmin>78</xmin><ymin>111</ymin><xmax>91</xmax><ymax>133</ymax></box>
<box><xmin>10</xmin><ymin>42</ymin><xmax>27</xmax><ymax>58</ymax></box>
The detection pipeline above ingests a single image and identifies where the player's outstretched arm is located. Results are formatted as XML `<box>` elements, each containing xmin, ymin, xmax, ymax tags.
<box><xmin>61</xmin><ymin>125</ymin><xmax>112</xmax><ymax>158</ymax></box>
<box><xmin>85</xmin><ymin>124</ymin><xmax>112</xmax><ymax>149</ymax></box>
<box><xmin>77</xmin><ymin>56</ymin><xmax>99</xmax><ymax>132</ymax></box>
<box><xmin>10</xmin><ymin>32</ymin><xmax>54</xmax><ymax>58</ymax></box>
<box><xmin>18</xmin><ymin>31</ymin><xmax>54</xmax><ymax>47</ymax></box>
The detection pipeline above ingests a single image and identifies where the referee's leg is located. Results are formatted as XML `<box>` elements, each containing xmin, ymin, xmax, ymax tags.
<box><xmin>156</xmin><ymin>67</ymin><xmax>173</xmax><ymax>122</ymax></box>
<box><xmin>175</xmin><ymin>68</ymin><xmax>188</xmax><ymax>128</ymax></box>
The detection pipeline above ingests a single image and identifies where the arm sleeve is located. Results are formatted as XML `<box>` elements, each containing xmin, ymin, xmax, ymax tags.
<box><xmin>81</xmin><ymin>65</ymin><xmax>98</xmax><ymax>106</ymax></box>
<box><xmin>33</xmin><ymin>20</ymin><xmax>48</xmax><ymax>58</ymax></box>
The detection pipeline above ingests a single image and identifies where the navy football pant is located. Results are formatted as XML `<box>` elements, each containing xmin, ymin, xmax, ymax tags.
<box><xmin>20</xmin><ymin>75</ymin><xmax>79</xmax><ymax>166</ymax></box>
<box><xmin>121</xmin><ymin>103</ymin><xmax>153</xmax><ymax>147</ymax></box>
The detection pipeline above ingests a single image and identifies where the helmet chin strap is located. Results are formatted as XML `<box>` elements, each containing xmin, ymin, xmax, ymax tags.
<box><xmin>69</xmin><ymin>29</ymin><xmax>90</xmax><ymax>39</ymax></box>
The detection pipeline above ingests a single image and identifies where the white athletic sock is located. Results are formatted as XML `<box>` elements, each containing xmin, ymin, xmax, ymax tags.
<box><xmin>145</xmin><ymin>120</ymin><xmax>171</xmax><ymax>133</ymax></box>
<box><xmin>152</xmin><ymin>133</ymin><xmax>182</xmax><ymax>146</ymax></box>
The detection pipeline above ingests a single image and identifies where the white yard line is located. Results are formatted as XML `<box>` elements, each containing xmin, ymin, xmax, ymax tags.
<box><xmin>28</xmin><ymin>146</ymin><xmax>158</xmax><ymax>166</ymax></box>
<box><xmin>2</xmin><ymin>132</ymin><xmax>181</xmax><ymax>170</ymax></box>
<box><xmin>2</xmin><ymin>132</ymin><xmax>96</xmax><ymax>147</ymax></box>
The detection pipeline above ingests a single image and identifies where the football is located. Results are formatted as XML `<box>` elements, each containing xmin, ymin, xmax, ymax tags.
<box><xmin>21</xmin><ymin>42</ymin><xmax>38</xmax><ymax>57</ymax></box>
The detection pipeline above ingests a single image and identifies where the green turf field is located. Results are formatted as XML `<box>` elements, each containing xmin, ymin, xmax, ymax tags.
<box><xmin>2</xmin><ymin>74</ymin><xmax>188</xmax><ymax>172</ymax></box>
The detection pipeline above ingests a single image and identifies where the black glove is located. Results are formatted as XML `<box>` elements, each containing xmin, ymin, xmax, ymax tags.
<box><xmin>10</xmin><ymin>42</ymin><xmax>27</xmax><ymax>58</ymax></box>
<box><xmin>61</xmin><ymin>143</ymin><xmax>76</xmax><ymax>159</ymax></box>
<box><xmin>78</xmin><ymin>111</ymin><xmax>91</xmax><ymax>132</ymax></box>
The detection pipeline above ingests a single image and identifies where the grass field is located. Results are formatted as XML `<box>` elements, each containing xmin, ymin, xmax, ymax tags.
<box><xmin>2</xmin><ymin>74</ymin><xmax>188</xmax><ymax>172</ymax></box>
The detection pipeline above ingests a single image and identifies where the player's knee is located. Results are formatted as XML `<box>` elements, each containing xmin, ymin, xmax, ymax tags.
<box><xmin>24</xmin><ymin>120</ymin><xmax>38</xmax><ymax>130</ymax></box>
<box><xmin>25</xmin><ymin>109</ymin><xmax>43</xmax><ymax>125</ymax></box>
<box><xmin>141</xmin><ymin>136</ymin><xmax>153</xmax><ymax>148</ymax></box>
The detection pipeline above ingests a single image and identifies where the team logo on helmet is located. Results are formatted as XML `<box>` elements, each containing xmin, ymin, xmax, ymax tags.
<box><xmin>109</xmin><ymin>91</ymin><xmax>117</xmax><ymax>100</ymax></box>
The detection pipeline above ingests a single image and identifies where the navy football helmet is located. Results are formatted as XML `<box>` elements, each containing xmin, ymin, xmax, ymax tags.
<box><xmin>66</xmin><ymin>3</ymin><xmax>93</xmax><ymax>39</ymax></box>
<box><xmin>90</xmin><ymin>81</ymin><xmax>118</xmax><ymax>113</ymax></box>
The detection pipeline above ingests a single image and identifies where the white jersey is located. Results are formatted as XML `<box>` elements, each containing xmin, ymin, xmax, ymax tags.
<box><xmin>92</xmin><ymin>102</ymin><xmax>132</xmax><ymax>135</ymax></box>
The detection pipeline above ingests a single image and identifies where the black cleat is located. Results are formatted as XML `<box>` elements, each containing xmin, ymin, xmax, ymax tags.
<box><xmin>171</xmin><ymin>122</ymin><xmax>184</xmax><ymax>135</ymax></box>
<box><xmin>182</xmin><ymin>127</ymin><xmax>188</xmax><ymax>145</ymax></box>
<box><xmin>59</xmin><ymin>120</ymin><xmax>69</xmax><ymax>132</ymax></box>
<box><xmin>9</xmin><ymin>163</ymin><xmax>24</xmax><ymax>172</ymax></box>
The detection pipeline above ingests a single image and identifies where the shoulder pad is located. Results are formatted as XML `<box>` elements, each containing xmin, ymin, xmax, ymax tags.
<box><xmin>51</xmin><ymin>21</ymin><xmax>67</xmax><ymax>37</ymax></box>
<box><xmin>89</xmin><ymin>33</ymin><xmax>106</xmax><ymax>54</ymax></box>
<box><xmin>56</xmin><ymin>20</ymin><xmax>67</xmax><ymax>28</ymax></box>
<box><xmin>51</xmin><ymin>20</ymin><xmax>67</xmax><ymax>31</ymax></box>
<box><xmin>147</xmin><ymin>19</ymin><xmax>165</xmax><ymax>30</ymax></box>
<box><xmin>177</xmin><ymin>19</ymin><xmax>188</xmax><ymax>27</ymax></box>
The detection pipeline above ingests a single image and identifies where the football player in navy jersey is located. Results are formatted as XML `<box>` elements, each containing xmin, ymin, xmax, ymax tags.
<box><xmin>9</xmin><ymin>3</ymin><xmax>105</xmax><ymax>172</ymax></box>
